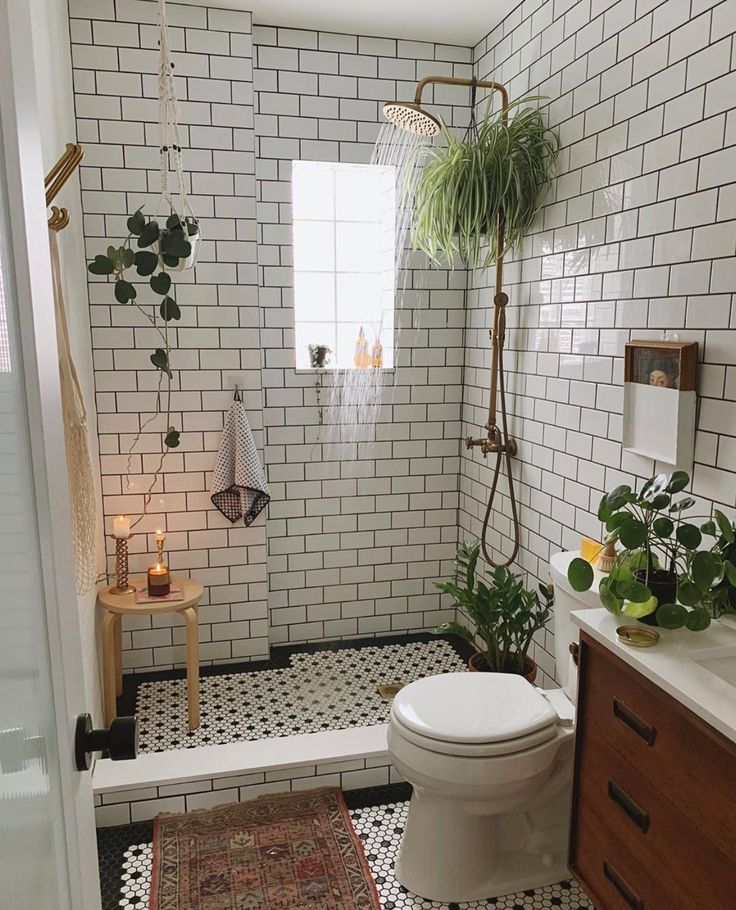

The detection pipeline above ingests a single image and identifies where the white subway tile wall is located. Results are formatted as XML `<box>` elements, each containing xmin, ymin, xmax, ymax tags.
<box><xmin>460</xmin><ymin>0</ymin><xmax>736</xmax><ymax>659</ymax></box>
<box><xmin>70</xmin><ymin>0</ymin><xmax>270</xmax><ymax>670</ymax></box>
<box><xmin>253</xmin><ymin>25</ymin><xmax>472</xmax><ymax>646</ymax></box>
<box><xmin>70</xmin><ymin>0</ymin><xmax>735</xmax><ymax>680</ymax></box>
<box><xmin>71</xmin><ymin>1</ymin><xmax>474</xmax><ymax>667</ymax></box>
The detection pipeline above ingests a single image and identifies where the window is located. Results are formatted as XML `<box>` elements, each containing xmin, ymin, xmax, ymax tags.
<box><xmin>291</xmin><ymin>160</ymin><xmax>395</xmax><ymax>370</ymax></box>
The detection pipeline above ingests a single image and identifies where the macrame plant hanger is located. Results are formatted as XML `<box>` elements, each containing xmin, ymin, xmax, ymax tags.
<box><xmin>156</xmin><ymin>0</ymin><xmax>200</xmax><ymax>270</ymax></box>
<box><xmin>124</xmin><ymin>0</ymin><xmax>201</xmax><ymax>532</ymax></box>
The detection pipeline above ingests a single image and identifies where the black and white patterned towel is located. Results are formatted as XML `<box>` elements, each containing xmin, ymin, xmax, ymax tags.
<box><xmin>211</xmin><ymin>393</ymin><xmax>270</xmax><ymax>525</ymax></box>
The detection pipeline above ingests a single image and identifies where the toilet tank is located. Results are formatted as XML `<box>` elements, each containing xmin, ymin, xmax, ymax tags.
<box><xmin>548</xmin><ymin>551</ymin><xmax>604</xmax><ymax>690</ymax></box>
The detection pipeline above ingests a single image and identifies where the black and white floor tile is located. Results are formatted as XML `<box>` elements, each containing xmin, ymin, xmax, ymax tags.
<box><xmin>97</xmin><ymin>785</ymin><xmax>594</xmax><ymax>910</ymax></box>
<box><xmin>133</xmin><ymin>637</ymin><xmax>468</xmax><ymax>753</ymax></box>
<box><xmin>350</xmin><ymin>799</ymin><xmax>593</xmax><ymax>910</ymax></box>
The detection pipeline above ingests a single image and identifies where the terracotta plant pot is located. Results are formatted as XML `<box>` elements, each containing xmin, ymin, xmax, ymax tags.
<box><xmin>634</xmin><ymin>569</ymin><xmax>678</xmax><ymax>627</ymax></box>
<box><xmin>467</xmin><ymin>651</ymin><xmax>538</xmax><ymax>684</ymax></box>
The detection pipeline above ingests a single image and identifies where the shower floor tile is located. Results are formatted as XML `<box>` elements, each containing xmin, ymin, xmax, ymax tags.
<box><xmin>127</xmin><ymin>634</ymin><xmax>470</xmax><ymax>753</ymax></box>
<box><xmin>97</xmin><ymin>784</ymin><xmax>595</xmax><ymax>910</ymax></box>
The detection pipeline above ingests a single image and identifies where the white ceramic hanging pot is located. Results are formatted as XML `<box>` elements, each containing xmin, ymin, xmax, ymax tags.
<box><xmin>169</xmin><ymin>221</ymin><xmax>201</xmax><ymax>271</ymax></box>
<box><xmin>159</xmin><ymin>216</ymin><xmax>201</xmax><ymax>271</ymax></box>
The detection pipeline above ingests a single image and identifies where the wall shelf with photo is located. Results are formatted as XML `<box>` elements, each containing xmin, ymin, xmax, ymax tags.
<box><xmin>622</xmin><ymin>340</ymin><xmax>698</xmax><ymax>472</ymax></box>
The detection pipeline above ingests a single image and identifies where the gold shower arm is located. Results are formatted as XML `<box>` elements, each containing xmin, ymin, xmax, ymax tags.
<box><xmin>412</xmin><ymin>76</ymin><xmax>509</xmax><ymax>112</ymax></box>
<box><xmin>45</xmin><ymin>142</ymin><xmax>84</xmax><ymax>231</ymax></box>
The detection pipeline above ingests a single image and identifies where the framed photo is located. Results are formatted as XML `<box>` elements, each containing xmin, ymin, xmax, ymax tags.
<box><xmin>623</xmin><ymin>341</ymin><xmax>698</xmax><ymax>470</ymax></box>
<box><xmin>624</xmin><ymin>341</ymin><xmax>697</xmax><ymax>391</ymax></box>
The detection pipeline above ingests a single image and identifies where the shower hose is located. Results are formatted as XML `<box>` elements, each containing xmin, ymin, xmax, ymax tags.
<box><xmin>479</xmin><ymin>307</ymin><xmax>521</xmax><ymax>569</ymax></box>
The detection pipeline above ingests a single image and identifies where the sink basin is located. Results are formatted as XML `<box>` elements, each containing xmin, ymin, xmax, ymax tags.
<box><xmin>688</xmin><ymin>646</ymin><xmax>736</xmax><ymax>687</ymax></box>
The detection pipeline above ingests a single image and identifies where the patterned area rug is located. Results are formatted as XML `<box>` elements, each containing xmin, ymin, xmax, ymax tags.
<box><xmin>150</xmin><ymin>788</ymin><xmax>381</xmax><ymax>910</ymax></box>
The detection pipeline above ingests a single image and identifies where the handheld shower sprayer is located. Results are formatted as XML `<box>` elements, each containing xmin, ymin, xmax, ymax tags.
<box><xmin>383</xmin><ymin>76</ymin><xmax>521</xmax><ymax>568</ymax></box>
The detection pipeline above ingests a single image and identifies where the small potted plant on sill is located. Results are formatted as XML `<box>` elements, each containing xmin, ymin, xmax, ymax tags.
<box><xmin>308</xmin><ymin>344</ymin><xmax>331</xmax><ymax>369</ymax></box>
<box><xmin>433</xmin><ymin>540</ymin><xmax>553</xmax><ymax>682</ymax></box>
<box><xmin>567</xmin><ymin>471</ymin><xmax>736</xmax><ymax>631</ymax></box>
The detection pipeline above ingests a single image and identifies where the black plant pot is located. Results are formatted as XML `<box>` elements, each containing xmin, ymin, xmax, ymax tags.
<box><xmin>634</xmin><ymin>569</ymin><xmax>678</xmax><ymax>626</ymax></box>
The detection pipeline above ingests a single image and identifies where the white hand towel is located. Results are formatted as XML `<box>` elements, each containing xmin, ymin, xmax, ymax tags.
<box><xmin>211</xmin><ymin>392</ymin><xmax>270</xmax><ymax>525</ymax></box>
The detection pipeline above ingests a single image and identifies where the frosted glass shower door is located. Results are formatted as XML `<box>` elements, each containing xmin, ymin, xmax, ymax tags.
<box><xmin>0</xmin><ymin>1</ymin><xmax>100</xmax><ymax>907</ymax></box>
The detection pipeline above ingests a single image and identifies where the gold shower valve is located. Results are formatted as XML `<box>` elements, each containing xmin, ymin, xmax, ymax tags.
<box><xmin>465</xmin><ymin>435</ymin><xmax>518</xmax><ymax>457</ymax></box>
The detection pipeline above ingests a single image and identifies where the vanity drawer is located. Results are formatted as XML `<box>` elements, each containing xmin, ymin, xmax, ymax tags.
<box><xmin>576</xmin><ymin>725</ymin><xmax>736</xmax><ymax>905</ymax></box>
<box><xmin>578</xmin><ymin>633</ymin><xmax>736</xmax><ymax>852</ymax></box>
<box><xmin>572</xmin><ymin>805</ymin><xmax>678</xmax><ymax>910</ymax></box>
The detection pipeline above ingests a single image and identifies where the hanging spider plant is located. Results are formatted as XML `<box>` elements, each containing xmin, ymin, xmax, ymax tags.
<box><xmin>411</xmin><ymin>96</ymin><xmax>559</xmax><ymax>270</ymax></box>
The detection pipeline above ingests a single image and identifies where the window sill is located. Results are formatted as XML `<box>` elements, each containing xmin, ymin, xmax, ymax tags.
<box><xmin>294</xmin><ymin>368</ymin><xmax>395</xmax><ymax>374</ymax></box>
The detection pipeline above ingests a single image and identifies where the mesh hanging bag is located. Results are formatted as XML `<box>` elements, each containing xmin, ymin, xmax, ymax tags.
<box><xmin>49</xmin><ymin>232</ymin><xmax>98</xmax><ymax>595</ymax></box>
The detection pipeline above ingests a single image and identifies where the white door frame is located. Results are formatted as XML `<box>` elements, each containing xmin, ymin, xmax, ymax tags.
<box><xmin>0</xmin><ymin>1</ymin><xmax>101</xmax><ymax>907</ymax></box>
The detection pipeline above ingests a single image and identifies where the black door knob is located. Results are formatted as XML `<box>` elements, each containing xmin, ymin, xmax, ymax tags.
<box><xmin>75</xmin><ymin>713</ymin><xmax>138</xmax><ymax>771</ymax></box>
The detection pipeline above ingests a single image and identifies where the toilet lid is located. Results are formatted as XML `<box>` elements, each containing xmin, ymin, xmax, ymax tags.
<box><xmin>391</xmin><ymin>672</ymin><xmax>558</xmax><ymax>744</ymax></box>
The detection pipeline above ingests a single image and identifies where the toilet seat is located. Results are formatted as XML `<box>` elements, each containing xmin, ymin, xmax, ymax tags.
<box><xmin>390</xmin><ymin>672</ymin><xmax>559</xmax><ymax>757</ymax></box>
<box><xmin>390</xmin><ymin>711</ymin><xmax>559</xmax><ymax>757</ymax></box>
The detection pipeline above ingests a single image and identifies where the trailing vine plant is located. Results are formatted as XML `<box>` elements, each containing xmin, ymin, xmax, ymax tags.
<box><xmin>88</xmin><ymin>207</ymin><xmax>193</xmax><ymax>524</ymax></box>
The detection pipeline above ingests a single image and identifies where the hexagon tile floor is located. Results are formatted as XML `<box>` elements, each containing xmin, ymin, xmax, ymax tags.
<box><xmin>97</xmin><ymin>784</ymin><xmax>595</xmax><ymax>910</ymax></box>
<box><xmin>129</xmin><ymin>636</ymin><xmax>469</xmax><ymax>753</ymax></box>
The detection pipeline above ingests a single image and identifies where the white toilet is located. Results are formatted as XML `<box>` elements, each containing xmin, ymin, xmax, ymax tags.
<box><xmin>387</xmin><ymin>550</ymin><xmax>600</xmax><ymax>903</ymax></box>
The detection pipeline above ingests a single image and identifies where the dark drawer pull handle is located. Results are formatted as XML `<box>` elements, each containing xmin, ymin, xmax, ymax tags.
<box><xmin>603</xmin><ymin>860</ymin><xmax>644</xmax><ymax>910</ymax></box>
<box><xmin>608</xmin><ymin>779</ymin><xmax>650</xmax><ymax>833</ymax></box>
<box><xmin>612</xmin><ymin>697</ymin><xmax>656</xmax><ymax>745</ymax></box>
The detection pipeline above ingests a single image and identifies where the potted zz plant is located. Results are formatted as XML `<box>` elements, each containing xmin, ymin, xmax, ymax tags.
<box><xmin>567</xmin><ymin>471</ymin><xmax>736</xmax><ymax>631</ymax></box>
<box><xmin>434</xmin><ymin>540</ymin><xmax>553</xmax><ymax>682</ymax></box>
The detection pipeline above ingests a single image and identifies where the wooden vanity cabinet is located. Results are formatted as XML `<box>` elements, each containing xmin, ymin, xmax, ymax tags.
<box><xmin>569</xmin><ymin>632</ymin><xmax>736</xmax><ymax>910</ymax></box>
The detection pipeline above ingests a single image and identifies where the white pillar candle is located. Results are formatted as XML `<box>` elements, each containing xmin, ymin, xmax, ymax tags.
<box><xmin>113</xmin><ymin>515</ymin><xmax>131</xmax><ymax>539</ymax></box>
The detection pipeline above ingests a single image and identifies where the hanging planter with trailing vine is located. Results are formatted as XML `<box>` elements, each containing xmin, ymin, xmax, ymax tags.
<box><xmin>87</xmin><ymin>205</ymin><xmax>189</xmax><ymax>452</ymax></box>
<box><xmin>87</xmin><ymin>0</ymin><xmax>200</xmax><ymax>526</ymax></box>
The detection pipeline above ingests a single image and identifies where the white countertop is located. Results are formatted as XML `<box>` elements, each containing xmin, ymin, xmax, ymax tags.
<box><xmin>572</xmin><ymin>608</ymin><xmax>736</xmax><ymax>745</ymax></box>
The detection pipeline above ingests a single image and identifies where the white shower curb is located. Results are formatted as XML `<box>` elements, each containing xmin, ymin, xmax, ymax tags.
<box><xmin>93</xmin><ymin>724</ymin><xmax>396</xmax><ymax>826</ymax></box>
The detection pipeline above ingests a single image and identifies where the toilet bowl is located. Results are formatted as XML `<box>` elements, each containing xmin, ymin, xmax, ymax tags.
<box><xmin>388</xmin><ymin>672</ymin><xmax>575</xmax><ymax>902</ymax></box>
<box><xmin>387</xmin><ymin>550</ymin><xmax>601</xmax><ymax>902</ymax></box>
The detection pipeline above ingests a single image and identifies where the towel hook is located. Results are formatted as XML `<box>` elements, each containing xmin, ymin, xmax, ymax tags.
<box><xmin>233</xmin><ymin>384</ymin><xmax>242</xmax><ymax>402</ymax></box>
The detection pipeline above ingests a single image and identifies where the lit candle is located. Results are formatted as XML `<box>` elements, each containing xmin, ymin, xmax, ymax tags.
<box><xmin>147</xmin><ymin>561</ymin><xmax>171</xmax><ymax>597</ymax></box>
<box><xmin>154</xmin><ymin>529</ymin><xmax>166</xmax><ymax>543</ymax></box>
<box><xmin>113</xmin><ymin>515</ymin><xmax>131</xmax><ymax>539</ymax></box>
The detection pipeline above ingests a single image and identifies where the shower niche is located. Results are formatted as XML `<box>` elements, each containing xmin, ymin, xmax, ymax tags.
<box><xmin>622</xmin><ymin>340</ymin><xmax>698</xmax><ymax>472</ymax></box>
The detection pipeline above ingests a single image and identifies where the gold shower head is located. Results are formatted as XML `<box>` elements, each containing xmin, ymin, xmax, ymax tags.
<box><xmin>383</xmin><ymin>76</ymin><xmax>509</xmax><ymax>139</ymax></box>
<box><xmin>382</xmin><ymin>101</ymin><xmax>442</xmax><ymax>138</ymax></box>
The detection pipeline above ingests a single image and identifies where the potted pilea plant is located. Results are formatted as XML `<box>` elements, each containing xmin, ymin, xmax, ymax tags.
<box><xmin>88</xmin><ymin>206</ymin><xmax>192</xmax><ymax>453</ymax></box>
<box><xmin>567</xmin><ymin>471</ymin><xmax>736</xmax><ymax>631</ymax></box>
<box><xmin>434</xmin><ymin>540</ymin><xmax>553</xmax><ymax>681</ymax></box>
<box><xmin>412</xmin><ymin>97</ymin><xmax>559</xmax><ymax>269</ymax></box>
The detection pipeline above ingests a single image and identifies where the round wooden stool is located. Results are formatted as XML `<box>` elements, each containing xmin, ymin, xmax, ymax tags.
<box><xmin>97</xmin><ymin>578</ymin><xmax>204</xmax><ymax>731</ymax></box>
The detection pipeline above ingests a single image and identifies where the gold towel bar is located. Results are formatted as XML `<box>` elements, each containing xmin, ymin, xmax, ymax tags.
<box><xmin>45</xmin><ymin>142</ymin><xmax>84</xmax><ymax>232</ymax></box>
